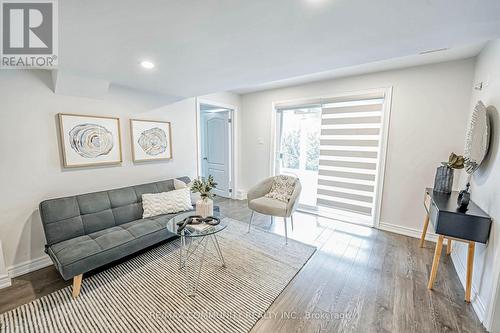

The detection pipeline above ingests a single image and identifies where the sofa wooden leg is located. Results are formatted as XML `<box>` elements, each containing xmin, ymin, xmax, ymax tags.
<box><xmin>72</xmin><ymin>274</ymin><xmax>83</xmax><ymax>298</ymax></box>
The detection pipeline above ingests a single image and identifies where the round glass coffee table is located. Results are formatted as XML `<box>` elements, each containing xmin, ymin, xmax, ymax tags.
<box><xmin>167</xmin><ymin>211</ymin><xmax>227</xmax><ymax>296</ymax></box>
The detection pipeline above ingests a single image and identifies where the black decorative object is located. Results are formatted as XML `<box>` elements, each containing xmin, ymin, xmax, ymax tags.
<box><xmin>176</xmin><ymin>215</ymin><xmax>220</xmax><ymax>234</ymax></box>
<box><xmin>457</xmin><ymin>183</ymin><xmax>471</xmax><ymax>212</ymax></box>
<box><xmin>433</xmin><ymin>166</ymin><xmax>454</xmax><ymax>194</ymax></box>
<box><xmin>176</xmin><ymin>215</ymin><xmax>201</xmax><ymax>233</ymax></box>
<box><xmin>204</xmin><ymin>216</ymin><xmax>221</xmax><ymax>226</ymax></box>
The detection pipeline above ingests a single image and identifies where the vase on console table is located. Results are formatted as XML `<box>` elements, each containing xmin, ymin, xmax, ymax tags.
<box><xmin>433</xmin><ymin>165</ymin><xmax>454</xmax><ymax>194</ymax></box>
<box><xmin>196</xmin><ymin>197</ymin><xmax>213</xmax><ymax>218</ymax></box>
<box><xmin>433</xmin><ymin>153</ymin><xmax>465</xmax><ymax>194</ymax></box>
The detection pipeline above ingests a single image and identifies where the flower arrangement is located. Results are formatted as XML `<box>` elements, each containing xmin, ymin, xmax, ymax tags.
<box><xmin>191</xmin><ymin>175</ymin><xmax>218</xmax><ymax>200</ymax></box>
<box><xmin>434</xmin><ymin>152</ymin><xmax>464</xmax><ymax>194</ymax></box>
<box><xmin>441</xmin><ymin>152</ymin><xmax>464</xmax><ymax>169</ymax></box>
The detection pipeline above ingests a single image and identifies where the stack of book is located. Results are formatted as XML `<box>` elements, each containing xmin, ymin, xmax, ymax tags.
<box><xmin>187</xmin><ymin>223</ymin><xmax>215</xmax><ymax>233</ymax></box>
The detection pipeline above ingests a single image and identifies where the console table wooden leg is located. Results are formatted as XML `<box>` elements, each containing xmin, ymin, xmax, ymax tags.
<box><xmin>465</xmin><ymin>241</ymin><xmax>475</xmax><ymax>303</ymax></box>
<box><xmin>446</xmin><ymin>238</ymin><xmax>452</xmax><ymax>255</ymax></box>
<box><xmin>419</xmin><ymin>214</ymin><xmax>430</xmax><ymax>248</ymax></box>
<box><xmin>427</xmin><ymin>235</ymin><xmax>444</xmax><ymax>290</ymax></box>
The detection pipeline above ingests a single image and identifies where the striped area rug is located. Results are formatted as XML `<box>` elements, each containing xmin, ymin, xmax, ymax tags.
<box><xmin>0</xmin><ymin>218</ymin><xmax>316</xmax><ymax>333</ymax></box>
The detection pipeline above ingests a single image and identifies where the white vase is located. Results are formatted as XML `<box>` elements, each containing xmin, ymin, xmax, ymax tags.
<box><xmin>196</xmin><ymin>198</ymin><xmax>213</xmax><ymax>218</ymax></box>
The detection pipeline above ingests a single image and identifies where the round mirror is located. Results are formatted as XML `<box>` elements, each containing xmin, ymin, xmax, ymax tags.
<box><xmin>464</xmin><ymin>101</ymin><xmax>490</xmax><ymax>174</ymax></box>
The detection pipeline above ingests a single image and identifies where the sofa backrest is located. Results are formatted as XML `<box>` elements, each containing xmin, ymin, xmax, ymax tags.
<box><xmin>39</xmin><ymin>177</ymin><xmax>190</xmax><ymax>245</ymax></box>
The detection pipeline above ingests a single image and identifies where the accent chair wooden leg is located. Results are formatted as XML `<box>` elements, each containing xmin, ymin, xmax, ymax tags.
<box><xmin>446</xmin><ymin>238</ymin><xmax>452</xmax><ymax>255</ymax></box>
<box><xmin>72</xmin><ymin>274</ymin><xmax>83</xmax><ymax>298</ymax></box>
<box><xmin>427</xmin><ymin>235</ymin><xmax>444</xmax><ymax>290</ymax></box>
<box><xmin>419</xmin><ymin>214</ymin><xmax>430</xmax><ymax>248</ymax></box>
<box><xmin>290</xmin><ymin>214</ymin><xmax>294</xmax><ymax>231</ymax></box>
<box><xmin>465</xmin><ymin>241</ymin><xmax>475</xmax><ymax>303</ymax></box>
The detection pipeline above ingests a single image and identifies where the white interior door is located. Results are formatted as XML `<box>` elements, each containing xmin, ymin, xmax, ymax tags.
<box><xmin>201</xmin><ymin>111</ymin><xmax>231</xmax><ymax>198</ymax></box>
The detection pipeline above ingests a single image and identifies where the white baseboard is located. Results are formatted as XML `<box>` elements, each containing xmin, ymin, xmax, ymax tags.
<box><xmin>378</xmin><ymin>221</ymin><xmax>438</xmax><ymax>243</ymax></box>
<box><xmin>7</xmin><ymin>255</ymin><xmax>53</xmax><ymax>278</ymax></box>
<box><xmin>235</xmin><ymin>190</ymin><xmax>247</xmax><ymax>200</ymax></box>
<box><xmin>0</xmin><ymin>273</ymin><xmax>11</xmax><ymax>289</ymax></box>
<box><xmin>450</xmin><ymin>250</ymin><xmax>487</xmax><ymax>323</ymax></box>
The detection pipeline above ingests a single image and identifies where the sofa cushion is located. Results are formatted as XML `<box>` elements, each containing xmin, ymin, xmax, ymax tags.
<box><xmin>108</xmin><ymin>187</ymin><xmax>137</xmax><ymax>207</ymax></box>
<box><xmin>149</xmin><ymin>213</ymin><xmax>179</xmax><ymax>228</ymax></box>
<box><xmin>49</xmin><ymin>235</ymin><xmax>102</xmax><ymax>268</ymax></box>
<box><xmin>47</xmin><ymin>226</ymin><xmax>177</xmax><ymax>280</ymax></box>
<box><xmin>81</xmin><ymin>209</ymin><xmax>116</xmax><ymax>234</ymax></box>
<box><xmin>43</xmin><ymin>215</ymin><xmax>85</xmax><ymax>246</ymax></box>
<box><xmin>112</xmin><ymin>203</ymin><xmax>142</xmax><ymax>225</ymax></box>
<box><xmin>89</xmin><ymin>227</ymin><xmax>134</xmax><ymax>250</ymax></box>
<box><xmin>121</xmin><ymin>219</ymin><xmax>163</xmax><ymax>238</ymax></box>
<box><xmin>77</xmin><ymin>191</ymin><xmax>111</xmax><ymax>214</ymax></box>
<box><xmin>40</xmin><ymin>197</ymin><xmax>80</xmax><ymax>222</ymax></box>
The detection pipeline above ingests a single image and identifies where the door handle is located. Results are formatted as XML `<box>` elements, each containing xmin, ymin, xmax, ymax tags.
<box><xmin>203</xmin><ymin>157</ymin><xmax>208</xmax><ymax>160</ymax></box>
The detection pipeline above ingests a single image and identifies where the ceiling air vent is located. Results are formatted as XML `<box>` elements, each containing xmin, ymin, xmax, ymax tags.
<box><xmin>419</xmin><ymin>48</ymin><xmax>449</xmax><ymax>55</ymax></box>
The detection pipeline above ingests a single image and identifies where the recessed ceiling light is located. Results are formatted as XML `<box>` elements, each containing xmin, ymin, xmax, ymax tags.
<box><xmin>140</xmin><ymin>60</ymin><xmax>155</xmax><ymax>69</ymax></box>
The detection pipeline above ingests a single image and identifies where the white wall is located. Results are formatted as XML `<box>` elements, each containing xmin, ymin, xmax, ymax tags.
<box><xmin>450</xmin><ymin>40</ymin><xmax>500</xmax><ymax>330</ymax></box>
<box><xmin>0</xmin><ymin>69</ymin><xmax>239</xmax><ymax>275</ymax></box>
<box><xmin>201</xmin><ymin>91</ymin><xmax>242</xmax><ymax>111</ymax></box>
<box><xmin>0</xmin><ymin>241</ymin><xmax>9</xmax><ymax>288</ymax></box>
<box><xmin>239</xmin><ymin>59</ymin><xmax>475</xmax><ymax>233</ymax></box>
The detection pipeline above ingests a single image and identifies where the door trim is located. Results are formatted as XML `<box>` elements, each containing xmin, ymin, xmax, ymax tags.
<box><xmin>196</xmin><ymin>98</ymin><xmax>238</xmax><ymax>199</ymax></box>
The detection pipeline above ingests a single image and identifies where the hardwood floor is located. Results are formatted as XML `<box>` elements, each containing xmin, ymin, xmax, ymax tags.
<box><xmin>215</xmin><ymin>198</ymin><xmax>485</xmax><ymax>333</ymax></box>
<box><xmin>0</xmin><ymin>197</ymin><xmax>486</xmax><ymax>332</ymax></box>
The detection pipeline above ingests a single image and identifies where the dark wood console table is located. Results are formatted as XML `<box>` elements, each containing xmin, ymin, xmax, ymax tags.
<box><xmin>420</xmin><ymin>188</ymin><xmax>492</xmax><ymax>303</ymax></box>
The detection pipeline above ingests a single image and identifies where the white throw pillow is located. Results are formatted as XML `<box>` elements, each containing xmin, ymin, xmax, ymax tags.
<box><xmin>173</xmin><ymin>179</ymin><xmax>202</xmax><ymax>204</ymax></box>
<box><xmin>265</xmin><ymin>175</ymin><xmax>297</xmax><ymax>202</ymax></box>
<box><xmin>142</xmin><ymin>188</ymin><xmax>193</xmax><ymax>218</ymax></box>
<box><xmin>173</xmin><ymin>179</ymin><xmax>188</xmax><ymax>190</ymax></box>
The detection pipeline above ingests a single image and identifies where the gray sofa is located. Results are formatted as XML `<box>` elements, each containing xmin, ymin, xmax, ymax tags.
<box><xmin>39</xmin><ymin>177</ymin><xmax>191</xmax><ymax>298</ymax></box>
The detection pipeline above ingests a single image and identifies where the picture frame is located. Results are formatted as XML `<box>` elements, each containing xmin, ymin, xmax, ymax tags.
<box><xmin>130</xmin><ymin>119</ymin><xmax>173</xmax><ymax>162</ymax></box>
<box><xmin>58</xmin><ymin>113</ymin><xmax>123</xmax><ymax>168</ymax></box>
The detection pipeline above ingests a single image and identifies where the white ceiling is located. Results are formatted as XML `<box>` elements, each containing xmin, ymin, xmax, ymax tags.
<box><xmin>232</xmin><ymin>42</ymin><xmax>487</xmax><ymax>94</ymax></box>
<box><xmin>60</xmin><ymin>0</ymin><xmax>500</xmax><ymax>99</ymax></box>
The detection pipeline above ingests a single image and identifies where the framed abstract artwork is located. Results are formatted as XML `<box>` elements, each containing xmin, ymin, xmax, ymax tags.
<box><xmin>130</xmin><ymin>119</ymin><xmax>172</xmax><ymax>162</ymax></box>
<box><xmin>58</xmin><ymin>113</ymin><xmax>123</xmax><ymax>168</ymax></box>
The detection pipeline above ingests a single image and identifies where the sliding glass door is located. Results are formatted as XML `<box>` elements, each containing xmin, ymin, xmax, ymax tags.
<box><xmin>275</xmin><ymin>107</ymin><xmax>321</xmax><ymax>208</ymax></box>
<box><xmin>274</xmin><ymin>91</ymin><xmax>388</xmax><ymax>226</ymax></box>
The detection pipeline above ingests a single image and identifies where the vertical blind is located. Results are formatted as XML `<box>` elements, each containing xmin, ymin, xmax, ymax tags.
<box><xmin>316</xmin><ymin>95</ymin><xmax>385</xmax><ymax>217</ymax></box>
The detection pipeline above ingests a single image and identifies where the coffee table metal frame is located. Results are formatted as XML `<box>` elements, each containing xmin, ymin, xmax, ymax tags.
<box><xmin>169</xmin><ymin>212</ymin><xmax>227</xmax><ymax>296</ymax></box>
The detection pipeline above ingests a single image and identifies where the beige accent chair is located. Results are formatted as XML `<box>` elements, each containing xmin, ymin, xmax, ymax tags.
<box><xmin>247</xmin><ymin>176</ymin><xmax>302</xmax><ymax>244</ymax></box>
